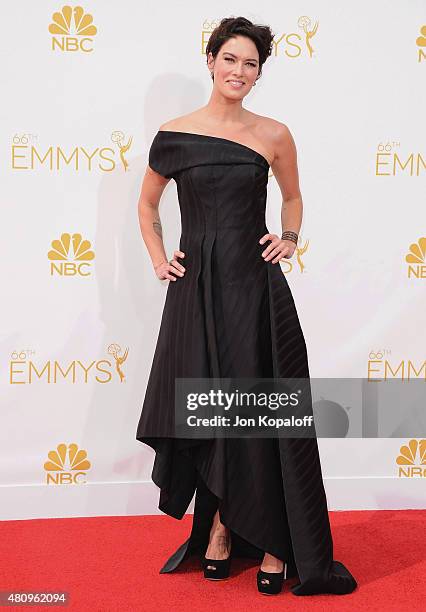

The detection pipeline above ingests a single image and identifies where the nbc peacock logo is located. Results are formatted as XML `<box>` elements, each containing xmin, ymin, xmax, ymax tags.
<box><xmin>396</xmin><ymin>439</ymin><xmax>426</xmax><ymax>478</ymax></box>
<box><xmin>48</xmin><ymin>233</ymin><xmax>95</xmax><ymax>276</ymax></box>
<box><xmin>416</xmin><ymin>25</ymin><xmax>426</xmax><ymax>62</ymax></box>
<box><xmin>405</xmin><ymin>237</ymin><xmax>426</xmax><ymax>279</ymax></box>
<box><xmin>44</xmin><ymin>443</ymin><xmax>91</xmax><ymax>484</ymax></box>
<box><xmin>49</xmin><ymin>5</ymin><xmax>97</xmax><ymax>52</ymax></box>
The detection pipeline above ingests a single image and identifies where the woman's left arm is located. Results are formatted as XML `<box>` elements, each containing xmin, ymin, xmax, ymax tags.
<box><xmin>259</xmin><ymin>122</ymin><xmax>303</xmax><ymax>264</ymax></box>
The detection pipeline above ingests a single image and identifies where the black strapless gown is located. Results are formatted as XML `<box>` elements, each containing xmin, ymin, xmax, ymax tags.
<box><xmin>136</xmin><ymin>130</ymin><xmax>357</xmax><ymax>596</ymax></box>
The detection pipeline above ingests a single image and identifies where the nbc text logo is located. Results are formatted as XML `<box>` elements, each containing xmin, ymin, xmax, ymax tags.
<box><xmin>44</xmin><ymin>443</ymin><xmax>91</xmax><ymax>484</ymax></box>
<box><xmin>49</xmin><ymin>5</ymin><xmax>97</xmax><ymax>52</ymax></box>
<box><xmin>48</xmin><ymin>233</ymin><xmax>95</xmax><ymax>276</ymax></box>
<box><xmin>396</xmin><ymin>439</ymin><xmax>426</xmax><ymax>478</ymax></box>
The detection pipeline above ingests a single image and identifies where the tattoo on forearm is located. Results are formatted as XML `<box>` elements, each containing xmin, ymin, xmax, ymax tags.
<box><xmin>153</xmin><ymin>220</ymin><xmax>163</xmax><ymax>238</ymax></box>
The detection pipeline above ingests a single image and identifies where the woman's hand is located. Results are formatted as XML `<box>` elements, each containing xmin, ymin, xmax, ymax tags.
<box><xmin>259</xmin><ymin>233</ymin><xmax>296</xmax><ymax>263</ymax></box>
<box><xmin>154</xmin><ymin>250</ymin><xmax>186</xmax><ymax>281</ymax></box>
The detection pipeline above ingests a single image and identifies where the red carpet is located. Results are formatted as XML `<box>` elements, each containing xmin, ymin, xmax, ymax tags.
<box><xmin>0</xmin><ymin>509</ymin><xmax>424</xmax><ymax>611</ymax></box>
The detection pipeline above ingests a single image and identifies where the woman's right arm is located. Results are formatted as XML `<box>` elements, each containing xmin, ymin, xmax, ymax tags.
<box><xmin>137</xmin><ymin>165</ymin><xmax>185</xmax><ymax>281</ymax></box>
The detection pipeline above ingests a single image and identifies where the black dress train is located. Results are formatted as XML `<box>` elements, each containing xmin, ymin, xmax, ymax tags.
<box><xmin>136</xmin><ymin>130</ymin><xmax>357</xmax><ymax>596</ymax></box>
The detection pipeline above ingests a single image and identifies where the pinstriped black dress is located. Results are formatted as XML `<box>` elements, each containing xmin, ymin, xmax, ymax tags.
<box><xmin>136</xmin><ymin>130</ymin><xmax>357</xmax><ymax>595</ymax></box>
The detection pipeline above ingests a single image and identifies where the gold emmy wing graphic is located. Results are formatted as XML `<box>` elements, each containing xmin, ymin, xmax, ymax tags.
<box><xmin>111</xmin><ymin>131</ymin><xmax>133</xmax><ymax>171</ymax></box>
<box><xmin>280</xmin><ymin>237</ymin><xmax>309</xmax><ymax>274</ymax></box>
<box><xmin>108</xmin><ymin>343</ymin><xmax>129</xmax><ymax>382</ymax></box>
<box><xmin>298</xmin><ymin>16</ymin><xmax>319</xmax><ymax>57</ymax></box>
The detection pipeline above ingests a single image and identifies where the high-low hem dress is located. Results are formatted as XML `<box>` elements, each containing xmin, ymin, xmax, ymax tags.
<box><xmin>136</xmin><ymin>130</ymin><xmax>357</xmax><ymax>596</ymax></box>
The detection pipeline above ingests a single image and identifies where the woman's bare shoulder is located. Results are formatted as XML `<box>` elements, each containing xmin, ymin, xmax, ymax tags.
<box><xmin>247</xmin><ymin>113</ymin><xmax>293</xmax><ymax>164</ymax></box>
<box><xmin>251</xmin><ymin>113</ymin><xmax>291</xmax><ymax>141</ymax></box>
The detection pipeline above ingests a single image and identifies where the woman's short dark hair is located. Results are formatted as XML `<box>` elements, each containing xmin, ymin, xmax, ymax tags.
<box><xmin>206</xmin><ymin>16</ymin><xmax>274</xmax><ymax>81</ymax></box>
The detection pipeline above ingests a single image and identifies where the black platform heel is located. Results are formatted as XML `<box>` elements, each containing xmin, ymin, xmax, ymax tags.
<box><xmin>202</xmin><ymin>531</ymin><xmax>232</xmax><ymax>580</ymax></box>
<box><xmin>202</xmin><ymin>554</ymin><xmax>232</xmax><ymax>580</ymax></box>
<box><xmin>256</xmin><ymin>563</ymin><xmax>286</xmax><ymax>595</ymax></box>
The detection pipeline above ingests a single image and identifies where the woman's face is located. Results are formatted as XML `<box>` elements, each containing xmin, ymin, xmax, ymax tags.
<box><xmin>208</xmin><ymin>35</ymin><xmax>260</xmax><ymax>98</ymax></box>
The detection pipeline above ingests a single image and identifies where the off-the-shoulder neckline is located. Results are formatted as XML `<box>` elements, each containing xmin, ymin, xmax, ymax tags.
<box><xmin>156</xmin><ymin>129</ymin><xmax>271</xmax><ymax>167</ymax></box>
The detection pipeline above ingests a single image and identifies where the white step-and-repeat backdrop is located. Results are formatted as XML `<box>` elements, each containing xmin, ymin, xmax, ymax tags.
<box><xmin>1</xmin><ymin>1</ymin><xmax>425</xmax><ymax>519</ymax></box>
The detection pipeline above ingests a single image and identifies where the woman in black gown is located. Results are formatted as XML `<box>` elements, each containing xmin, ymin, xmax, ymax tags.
<box><xmin>136</xmin><ymin>16</ymin><xmax>357</xmax><ymax>596</ymax></box>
